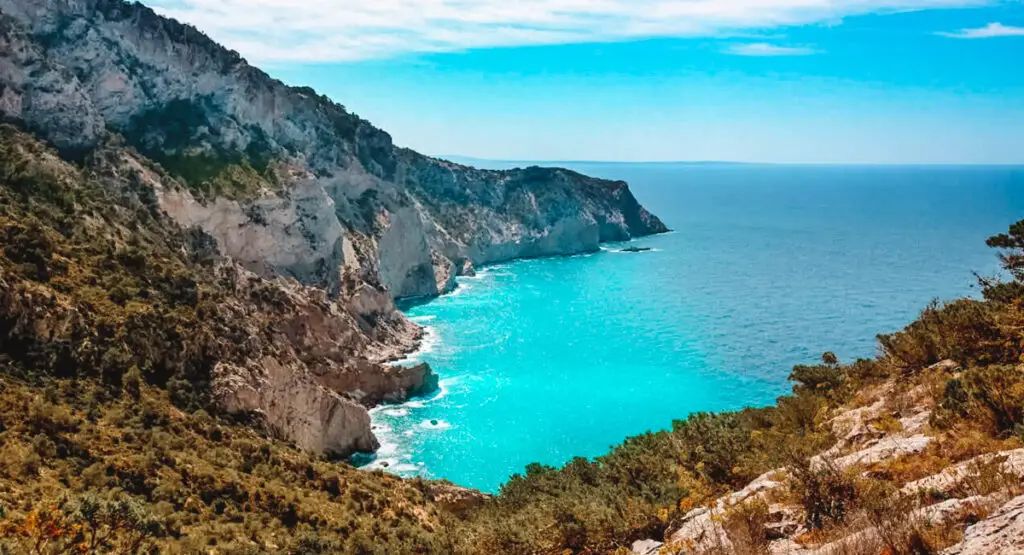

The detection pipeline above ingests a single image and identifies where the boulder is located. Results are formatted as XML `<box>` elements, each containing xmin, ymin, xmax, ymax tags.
<box><xmin>427</xmin><ymin>483</ymin><xmax>491</xmax><ymax>518</ymax></box>
<box><xmin>631</xmin><ymin>539</ymin><xmax>664</xmax><ymax>555</ymax></box>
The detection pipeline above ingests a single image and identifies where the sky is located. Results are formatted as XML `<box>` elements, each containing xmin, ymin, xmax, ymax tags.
<box><xmin>145</xmin><ymin>0</ymin><xmax>1024</xmax><ymax>164</ymax></box>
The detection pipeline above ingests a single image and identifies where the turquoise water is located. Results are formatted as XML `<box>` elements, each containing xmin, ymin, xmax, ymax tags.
<box><xmin>366</xmin><ymin>165</ymin><xmax>1024</xmax><ymax>493</ymax></box>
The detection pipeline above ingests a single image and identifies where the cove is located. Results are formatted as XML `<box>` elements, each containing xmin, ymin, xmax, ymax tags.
<box><xmin>364</xmin><ymin>164</ymin><xmax>1024</xmax><ymax>493</ymax></box>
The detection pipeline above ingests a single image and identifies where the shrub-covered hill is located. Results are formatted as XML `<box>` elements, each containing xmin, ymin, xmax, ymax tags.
<box><xmin>0</xmin><ymin>124</ymin><xmax>462</xmax><ymax>552</ymax></box>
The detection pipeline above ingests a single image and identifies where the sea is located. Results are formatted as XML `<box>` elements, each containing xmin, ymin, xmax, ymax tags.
<box><xmin>359</xmin><ymin>163</ymin><xmax>1024</xmax><ymax>493</ymax></box>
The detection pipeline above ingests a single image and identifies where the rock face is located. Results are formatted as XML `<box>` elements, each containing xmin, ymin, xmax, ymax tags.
<box><xmin>0</xmin><ymin>0</ymin><xmax>667</xmax><ymax>302</ymax></box>
<box><xmin>942</xmin><ymin>495</ymin><xmax>1024</xmax><ymax>555</ymax></box>
<box><xmin>426</xmin><ymin>483</ymin><xmax>492</xmax><ymax>518</ymax></box>
<box><xmin>0</xmin><ymin>0</ymin><xmax>666</xmax><ymax>459</ymax></box>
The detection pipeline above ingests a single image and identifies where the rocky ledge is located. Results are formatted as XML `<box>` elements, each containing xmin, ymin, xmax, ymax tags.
<box><xmin>0</xmin><ymin>0</ymin><xmax>666</xmax><ymax>459</ymax></box>
<box><xmin>631</xmin><ymin>362</ymin><xmax>1024</xmax><ymax>555</ymax></box>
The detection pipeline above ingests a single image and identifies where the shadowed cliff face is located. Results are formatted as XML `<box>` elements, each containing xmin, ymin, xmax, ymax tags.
<box><xmin>0</xmin><ymin>0</ymin><xmax>665</xmax><ymax>457</ymax></box>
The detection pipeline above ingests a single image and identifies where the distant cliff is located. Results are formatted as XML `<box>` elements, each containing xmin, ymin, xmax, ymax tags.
<box><xmin>0</xmin><ymin>0</ymin><xmax>666</xmax><ymax>457</ymax></box>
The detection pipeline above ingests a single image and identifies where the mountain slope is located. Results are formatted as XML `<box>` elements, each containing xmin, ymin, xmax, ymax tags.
<box><xmin>0</xmin><ymin>0</ymin><xmax>666</xmax><ymax>458</ymax></box>
<box><xmin>0</xmin><ymin>0</ymin><xmax>666</xmax><ymax>298</ymax></box>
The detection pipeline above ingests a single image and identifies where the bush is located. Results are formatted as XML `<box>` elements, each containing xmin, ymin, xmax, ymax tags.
<box><xmin>123</xmin><ymin>366</ymin><xmax>143</xmax><ymax>401</ymax></box>
<box><xmin>936</xmin><ymin>364</ymin><xmax>1024</xmax><ymax>436</ymax></box>
<box><xmin>722</xmin><ymin>499</ymin><xmax>772</xmax><ymax>554</ymax></box>
<box><xmin>789</xmin><ymin>362</ymin><xmax>846</xmax><ymax>400</ymax></box>
<box><xmin>788</xmin><ymin>456</ymin><xmax>856</xmax><ymax>530</ymax></box>
<box><xmin>878</xmin><ymin>299</ymin><xmax>1007</xmax><ymax>370</ymax></box>
<box><xmin>859</xmin><ymin>483</ymin><xmax>936</xmax><ymax>555</ymax></box>
<box><xmin>673</xmin><ymin>412</ymin><xmax>752</xmax><ymax>487</ymax></box>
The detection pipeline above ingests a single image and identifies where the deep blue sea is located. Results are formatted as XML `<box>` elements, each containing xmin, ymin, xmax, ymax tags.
<box><xmin>364</xmin><ymin>164</ymin><xmax>1024</xmax><ymax>493</ymax></box>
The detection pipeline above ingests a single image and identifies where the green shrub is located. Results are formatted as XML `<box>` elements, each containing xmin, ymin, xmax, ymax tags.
<box><xmin>878</xmin><ymin>299</ymin><xmax>1007</xmax><ymax>370</ymax></box>
<box><xmin>938</xmin><ymin>364</ymin><xmax>1024</xmax><ymax>435</ymax></box>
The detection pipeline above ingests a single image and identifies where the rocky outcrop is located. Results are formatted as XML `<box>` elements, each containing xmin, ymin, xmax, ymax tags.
<box><xmin>902</xmin><ymin>449</ymin><xmax>1024</xmax><ymax>498</ymax></box>
<box><xmin>631</xmin><ymin>539</ymin><xmax>664</xmax><ymax>555</ymax></box>
<box><xmin>649</xmin><ymin>377</ymin><xmax>1024</xmax><ymax>555</ymax></box>
<box><xmin>666</xmin><ymin>469</ymin><xmax>789</xmax><ymax>551</ymax></box>
<box><xmin>942</xmin><ymin>494</ymin><xmax>1024</xmax><ymax>555</ymax></box>
<box><xmin>0</xmin><ymin>0</ymin><xmax>665</xmax><ymax>459</ymax></box>
<box><xmin>426</xmin><ymin>483</ymin><xmax>492</xmax><ymax>518</ymax></box>
<box><xmin>213</xmin><ymin>359</ymin><xmax>380</xmax><ymax>457</ymax></box>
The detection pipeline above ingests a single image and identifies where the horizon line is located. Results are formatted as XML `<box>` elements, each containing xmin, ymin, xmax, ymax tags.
<box><xmin>433</xmin><ymin>155</ymin><xmax>1024</xmax><ymax>168</ymax></box>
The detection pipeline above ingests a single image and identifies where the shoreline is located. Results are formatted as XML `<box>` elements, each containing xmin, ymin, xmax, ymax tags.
<box><xmin>356</xmin><ymin>234</ymin><xmax>669</xmax><ymax>478</ymax></box>
<box><xmin>388</xmin><ymin>232</ymin><xmax>668</xmax><ymax>366</ymax></box>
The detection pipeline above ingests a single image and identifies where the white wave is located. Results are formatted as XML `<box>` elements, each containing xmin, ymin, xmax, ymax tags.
<box><xmin>409</xmin><ymin>315</ymin><xmax>436</xmax><ymax>323</ymax></box>
<box><xmin>420</xmin><ymin>419</ymin><xmax>452</xmax><ymax>430</ymax></box>
<box><xmin>431</xmin><ymin>377</ymin><xmax>458</xmax><ymax>402</ymax></box>
<box><xmin>365</xmin><ymin>458</ymin><xmax>398</xmax><ymax>471</ymax></box>
<box><xmin>446</xmin><ymin>282</ymin><xmax>475</xmax><ymax>297</ymax></box>
<box><xmin>390</xmin><ymin>325</ymin><xmax>440</xmax><ymax>366</ymax></box>
<box><xmin>458</xmin><ymin>269</ymin><xmax>491</xmax><ymax>281</ymax></box>
<box><xmin>393</xmin><ymin>463</ymin><xmax>420</xmax><ymax>473</ymax></box>
<box><xmin>417</xmin><ymin>326</ymin><xmax>440</xmax><ymax>356</ymax></box>
<box><xmin>376</xmin><ymin>440</ymin><xmax>400</xmax><ymax>457</ymax></box>
<box><xmin>381</xmin><ymin>407</ymin><xmax>409</xmax><ymax>417</ymax></box>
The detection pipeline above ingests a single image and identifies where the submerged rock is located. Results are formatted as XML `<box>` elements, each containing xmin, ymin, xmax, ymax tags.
<box><xmin>621</xmin><ymin>246</ymin><xmax>653</xmax><ymax>253</ymax></box>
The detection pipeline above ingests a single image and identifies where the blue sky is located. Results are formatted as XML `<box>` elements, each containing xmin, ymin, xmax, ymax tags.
<box><xmin>148</xmin><ymin>0</ymin><xmax>1024</xmax><ymax>164</ymax></box>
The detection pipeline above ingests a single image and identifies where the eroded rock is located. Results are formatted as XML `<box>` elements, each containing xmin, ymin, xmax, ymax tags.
<box><xmin>942</xmin><ymin>494</ymin><xmax>1024</xmax><ymax>555</ymax></box>
<box><xmin>427</xmin><ymin>483</ymin><xmax>492</xmax><ymax>518</ymax></box>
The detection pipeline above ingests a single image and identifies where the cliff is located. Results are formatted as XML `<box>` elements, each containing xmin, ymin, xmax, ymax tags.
<box><xmin>0</xmin><ymin>0</ymin><xmax>666</xmax><ymax>459</ymax></box>
<box><xmin>0</xmin><ymin>0</ymin><xmax>665</xmax><ymax>297</ymax></box>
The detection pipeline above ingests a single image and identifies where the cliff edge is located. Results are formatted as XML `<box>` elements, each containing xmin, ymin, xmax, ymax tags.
<box><xmin>0</xmin><ymin>0</ymin><xmax>666</xmax><ymax>458</ymax></box>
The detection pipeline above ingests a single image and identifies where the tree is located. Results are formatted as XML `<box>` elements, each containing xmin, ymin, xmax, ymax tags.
<box><xmin>981</xmin><ymin>219</ymin><xmax>1024</xmax><ymax>302</ymax></box>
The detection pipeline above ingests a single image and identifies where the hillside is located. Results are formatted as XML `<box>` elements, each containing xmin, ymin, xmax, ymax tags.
<box><xmin>2</xmin><ymin>1</ymin><xmax>1024</xmax><ymax>554</ymax></box>
<box><xmin>0</xmin><ymin>0</ymin><xmax>666</xmax><ymax>461</ymax></box>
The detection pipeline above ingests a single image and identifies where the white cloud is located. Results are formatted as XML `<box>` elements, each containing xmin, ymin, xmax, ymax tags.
<box><xmin>724</xmin><ymin>42</ymin><xmax>820</xmax><ymax>56</ymax></box>
<box><xmin>937</xmin><ymin>22</ymin><xmax>1024</xmax><ymax>38</ymax></box>
<box><xmin>145</xmin><ymin>0</ymin><xmax>990</xmax><ymax>63</ymax></box>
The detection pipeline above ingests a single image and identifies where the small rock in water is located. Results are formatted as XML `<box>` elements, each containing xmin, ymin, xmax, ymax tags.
<box><xmin>430</xmin><ymin>419</ymin><xmax>439</xmax><ymax>426</ymax></box>
<box><xmin>621</xmin><ymin>246</ymin><xmax>652</xmax><ymax>253</ymax></box>
<box><xmin>381</xmin><ymin>461</ymin><xmax>390</xmax><ymax>468</ymax></box>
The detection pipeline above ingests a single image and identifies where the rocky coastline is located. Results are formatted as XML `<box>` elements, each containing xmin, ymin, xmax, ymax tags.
<box><xmin>0</xmin><ymin>0</ymin><xmax>667</xmax><ymax>460</ymax></box>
